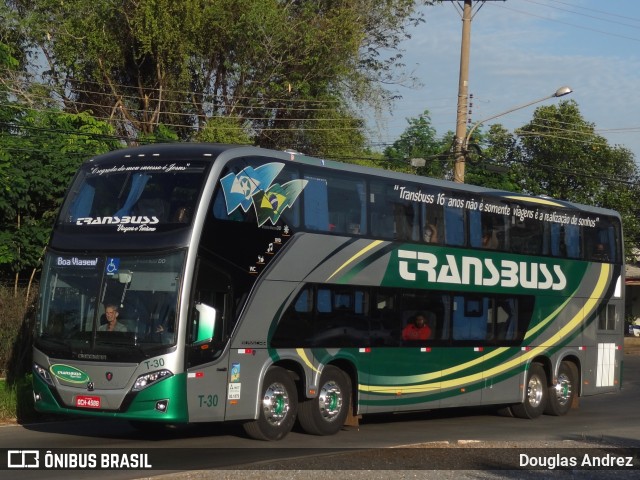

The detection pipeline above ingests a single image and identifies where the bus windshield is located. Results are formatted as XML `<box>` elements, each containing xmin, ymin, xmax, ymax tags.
<box><xmin>36</xmin><ymin>250</ymin><xmax>185</xmax><ymax>361</ymax></box>
<box><xmin>57</xmin><ymin>160</ymin><xmax>208</xmax><ymax>232</ymax></box>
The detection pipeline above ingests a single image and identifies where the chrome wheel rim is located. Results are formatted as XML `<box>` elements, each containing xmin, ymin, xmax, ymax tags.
<box><xmin>527</xmin><ymin>375</ymin><xmax>545</xmax><ymax>408</ymax></box>
<box><xmin>262</xmin><ymin>382</ymin><xmax>290</xmax><ymax>426</ymax></box>
<box><xmin>553</xmin><ymin>372</ymin><xmax>573</xmax><ymax>407</ymax></box>
<box><xmin>318</xmin><ymin>380</ymin><xmax>343</xmax><ymax>422</ymax></box>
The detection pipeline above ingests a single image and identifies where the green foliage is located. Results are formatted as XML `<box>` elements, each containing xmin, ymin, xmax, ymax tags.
<box><xmin>0</xmin><ymin>284</ymin><xmax>34</xmax><ymax>380</ymax></box>
<box><xmin>0</xmin><ymin>376</ymin><xmax>37</xmax><ymax>423</ymax></box>
<box><xmin>137</xmin><ymin>124</ymin><xmax>180</xmax><ymax>144</ymax></box>
<box><xmin>193</xmin><ymin>117</ymin><xmax>252</xmax><ymax>145</ymax></box>
<box><xmin>382</xmin><ymin>110</ymin><xmax>450</xmax><ymax>177</ymax></box>
<box><xmin>8</xmin><ymin>0</ymin><xmax>424</xmax><ymax>156</ymax></box>
<box><xmin>465</xmin><ymin>124</ymin><xmax>524</xmax><ymax>192</ymax></box>
<box><xmin>516</xmin><ymin>100</ymin><xmax>640</xmax><ymax>256</ymax></box>
<box><xmin>0</xmin><ymin>107</ymin><xmax>120</xmax><ymax>278</ymax></box>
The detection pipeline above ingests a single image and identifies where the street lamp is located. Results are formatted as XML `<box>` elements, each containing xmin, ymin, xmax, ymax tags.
<box><xmin>453</xmin><ymin>86</ymin><xmax>572</xmax><ymax>183</ymax></box>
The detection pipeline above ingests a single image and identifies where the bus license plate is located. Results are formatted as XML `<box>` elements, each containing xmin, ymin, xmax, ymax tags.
<box><xmin>75</xmin><ymin>395</ymin><xmax>101</xmax><ymax>409</ymax></box>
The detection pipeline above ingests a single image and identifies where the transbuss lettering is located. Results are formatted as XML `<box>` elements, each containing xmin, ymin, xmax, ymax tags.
<box><xmin>75</xmin><ymin>216</ymin><xmax>160</xmax><ymax>226</ymax></box>
<box><xmin>397</xmin><ymin>249</ymin><xmax>567</xmax><ymax>291</ymax></box>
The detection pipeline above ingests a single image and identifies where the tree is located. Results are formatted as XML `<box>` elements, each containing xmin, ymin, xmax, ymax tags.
<box><xmin>464</xmin><ymin>124</ymin><xmax>524</xmax><ymax>192</ymax></box>
<box><xmin>0</xmin><ymin>105</ymin><xmax>119</xmax><ymax>284</ymax></box>
<box><xmin>194</xmin><ymin>117</ymin><xmax>252</xmax><ymax>145</ymax></box>
<box><xmin>382</xmin><ymin>110</ymin><xmax>450</xmax><ymax>177</ymax></box>
<box><xmin>7</xmin><ymin>0</ymin><xmax>426</xmax><ymax>155</ymax></box>
<box><xmin>0</xmin><ymin>42</ymin><xmax>20</xmax><ymax>269</ymax></box>
<box><xmin>517</xmin><ymin>100</ymin><xmax>640</xmax><ymax>257</ymax></box>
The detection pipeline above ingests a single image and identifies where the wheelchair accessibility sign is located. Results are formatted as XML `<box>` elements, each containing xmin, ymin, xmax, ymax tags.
<box><xmin>106</xmin><ymin>258</ymin><xmax>120</xmax><ymax>275</ymax></box>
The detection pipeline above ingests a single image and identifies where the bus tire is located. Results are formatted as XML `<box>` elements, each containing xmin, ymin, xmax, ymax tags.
<box><xmin>544</xmin><ymin>361</ymin><xmax>578</xmax><ymax>416</ymax></box>
<box><xmin>243</xmin><ymin>367</ymin><xmax>298</xmax><ymax>441</ymax></box>
<box><xmin>511</xmin><ymin>363</ymin><xmax>547</xmax><ymax>419</ymax></box>
<box><xmin>298</xmin><ymin>366</ymin><xmax>351</xmax><ymax>436</ymax></box>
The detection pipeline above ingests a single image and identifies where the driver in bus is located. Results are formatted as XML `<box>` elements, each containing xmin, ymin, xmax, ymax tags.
<box><xmin>98</xmin><ymin>304</ymin><xmax>127</xmax><ymax>332</ymax></box>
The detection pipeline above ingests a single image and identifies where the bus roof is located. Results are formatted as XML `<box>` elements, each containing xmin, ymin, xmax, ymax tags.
<box><xmin>86</xmin><ymin>143</ymin><xmax>620</xmax><ymax>219</ymax></box>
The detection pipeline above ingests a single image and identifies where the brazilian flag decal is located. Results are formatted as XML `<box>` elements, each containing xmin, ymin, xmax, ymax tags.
<box><xmin>219</xmin><ymin>163</ymin><xmax>284</xmax><ymax>214</ymax></box>
<box><xmin>253</xmin><ymin>180</ymin><xmax>308</xmax><ymax>227</ymax></box>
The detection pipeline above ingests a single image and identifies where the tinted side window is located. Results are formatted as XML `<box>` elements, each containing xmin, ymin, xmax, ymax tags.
<box><xmin>272</xmin><ymin>287</ymin><xmax>532</xmax><ymax>348</ymax></box>
<box><xmin>584</xmin><ymin>217</ymin><xmax>620</xmax><ymax>263</ymax></box>
<box><xmin>369</xmin><ymin>181</ymin><xmax>420</xmax><ymax>241</ymax></box>
<box><xmin>598</xmin><ymin>303</ymin><xmax>618</xmax><ymax>331</ymax></box>
<box><xmin>510</xmin><ymin>203</ymin><xmax>546</xmax><ymax>255</ymax></box>
<box><xmin>452</xmin><ymin>294</ymin><xmax>531</xmax><ymax>344</ymax></box>
<box><xmin>304</xmin><ymin>173</ymin><xmax>366</xmax><ymax>235</ymax></box>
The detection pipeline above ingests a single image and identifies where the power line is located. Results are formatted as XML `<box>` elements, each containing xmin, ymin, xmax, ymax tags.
<box><xmin>497</xmin><ymin>2</ymin><xmax>640</xmax><ymax>43</ymax></box>
<box><xmin>530</xmin><ymin>0</ymin><xmax>640</xmax><ymax>25</ymax></box>
<box><xmin>0</xmin><ymin>70</ymin><xmax>344</xmax><ymax>107</ymax></box>
<box><xmin>523</xmin><ymin>0</ymin><xmax>640</xmax><ymax>31</ymax></box>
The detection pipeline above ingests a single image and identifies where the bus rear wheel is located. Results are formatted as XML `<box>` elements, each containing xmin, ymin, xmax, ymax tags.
<box><xmin>511</xmin><ymin>363</ymin><xmax>547</xmax><ymax>419</ymax></box>
<box><xmin>243</xmin><ymin>367</ymin><xmax>298</xmax><ymax>441</ymax></box>
<box><xmin>298</xmin><ymin>366</ymin><xmax>351</xmax><ymax>436</ymax></box>
<box><xmin>544</xmin><ymin>361</ymin><xmax>577</xmax><ymax>416</ymax></box>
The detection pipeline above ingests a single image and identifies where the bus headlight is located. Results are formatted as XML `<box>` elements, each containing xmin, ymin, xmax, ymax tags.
<box><xmin>132</xmin><ymin>370</ymin><xmax>173</xmax><ymax>392</ymax></box>
<box><xmin>33</xmin><ymin>363</ymin><xmax>54</xmax><ymax>386</ymax></box>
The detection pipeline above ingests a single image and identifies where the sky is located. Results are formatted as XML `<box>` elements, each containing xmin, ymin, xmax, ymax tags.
<box><xmin>368</xmin><ymin>0</ymin><xmax>640</xmax><ymax>162</ymax></box>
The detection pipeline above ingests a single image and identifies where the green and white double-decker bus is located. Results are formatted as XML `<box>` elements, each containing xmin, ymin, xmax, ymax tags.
<box><xmin>33</xmin><ymin>143</ymin><xmax>624</xmax><ymax>440</ymax></box>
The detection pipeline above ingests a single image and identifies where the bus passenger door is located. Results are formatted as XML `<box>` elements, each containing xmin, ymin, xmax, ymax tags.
<box><xmin>587</xmin><ymin>296</ymin><xmax>623</xmax><ymax>395</ymax></box>
<box><xmin>185</xmin><ymin>259</ymin><xmax>233</xmax><ymax>423</ymax></box>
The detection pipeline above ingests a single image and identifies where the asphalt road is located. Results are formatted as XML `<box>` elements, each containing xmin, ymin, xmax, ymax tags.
<box><xmin>2</xmin><ymin>353</ymin><xmax>639</xmax><ymax>479</ymax></box>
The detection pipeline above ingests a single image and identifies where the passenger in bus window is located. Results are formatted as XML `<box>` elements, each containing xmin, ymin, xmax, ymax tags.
<box><xmin>482</xmin><ymin>228</ymin><xmax>498</xmax><ymax>249</ymax></box>
<box><xmin>98</xmin><ymin>304</ymin><xmax>127</xmax><ymax>332</ymax></box>
<box><xmin>592</xmin><ymin>243</ymin><xmax>610</xmax><ymax>262</ymax></box>
<box><xmin>424</xmin><ymin>223</ymin><xmax>438</xmax><ymax>243</ymax></box>
<box><xmin>402</xmin><ymin>312</ymin><xmax>432</xmax><ymax>340</ymax></box>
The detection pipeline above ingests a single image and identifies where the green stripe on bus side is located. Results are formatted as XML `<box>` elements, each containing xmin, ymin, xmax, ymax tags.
<box><xmin>359</xmin><ymin>264</ymin><xmax>610</xmax><ymax>397</ymax></box>
<box><xmin>326</xmin><ymin>242</ymin><xmax>591</xmax><ymax>297</ymax></box>
<box><xmin>359</xmin><ymin>366</ymin><xmax>524</xmax><ymax>407</ymax></box>
<box><xmin>359</xmin><ymin>323</ymin><xmax>585</xmax><ymax>404</ymax></box>
<box><xmin>268</xmin><ymin>258</ymin><xmax>609</xmax><ymax>407</ymax></box>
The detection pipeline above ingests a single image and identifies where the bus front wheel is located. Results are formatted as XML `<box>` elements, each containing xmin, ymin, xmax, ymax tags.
<box><xmin>544</xmin><ymin>361</ymin><xmax>578</xmax><ymax>416</ymax></box>
<box><xmin>511</xmin><ymin>363</ymin><xmax>547</xmax><ymax>419</ymax></box>
<box><xmin>243</xmin><ymin>367</ymin><xmax>298</xmax><ymax>441</ymax></box>
<box><xmin>298</xmin><ymin>366</ymin><xmax>351</xmax><ymax>436</ymax></box>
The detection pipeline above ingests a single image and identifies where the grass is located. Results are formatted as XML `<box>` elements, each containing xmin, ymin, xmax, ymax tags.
<box><xmin>0</xmin><ymin>375</ymin><xmax>38</xmax><ymax>423</ymax></box>
<box><xmin>0</xmin><ymin>283</ymin><xmax>39</xmax><ymax>423</ymax></box>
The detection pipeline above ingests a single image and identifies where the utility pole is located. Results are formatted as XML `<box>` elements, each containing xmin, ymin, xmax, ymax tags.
<box><xmin>453</xmin><ymin>0</ymin><xmax>473</xmax><ymax>183</ymax></box>
<box><xmin>447</xmin><ymin>0</ymin><xmax>505</xmax><ymax>183</ymax></box>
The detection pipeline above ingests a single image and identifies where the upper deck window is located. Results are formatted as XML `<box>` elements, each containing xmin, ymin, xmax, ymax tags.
<box><xmin>304</xmin><ymin>173</ymin><xmax>366</xmax><ymax>235</ymax></box>
<box><xmin>59</xmin><ymin>161</ymin><xmax>208</xmax><ymax>232</ymax></box>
